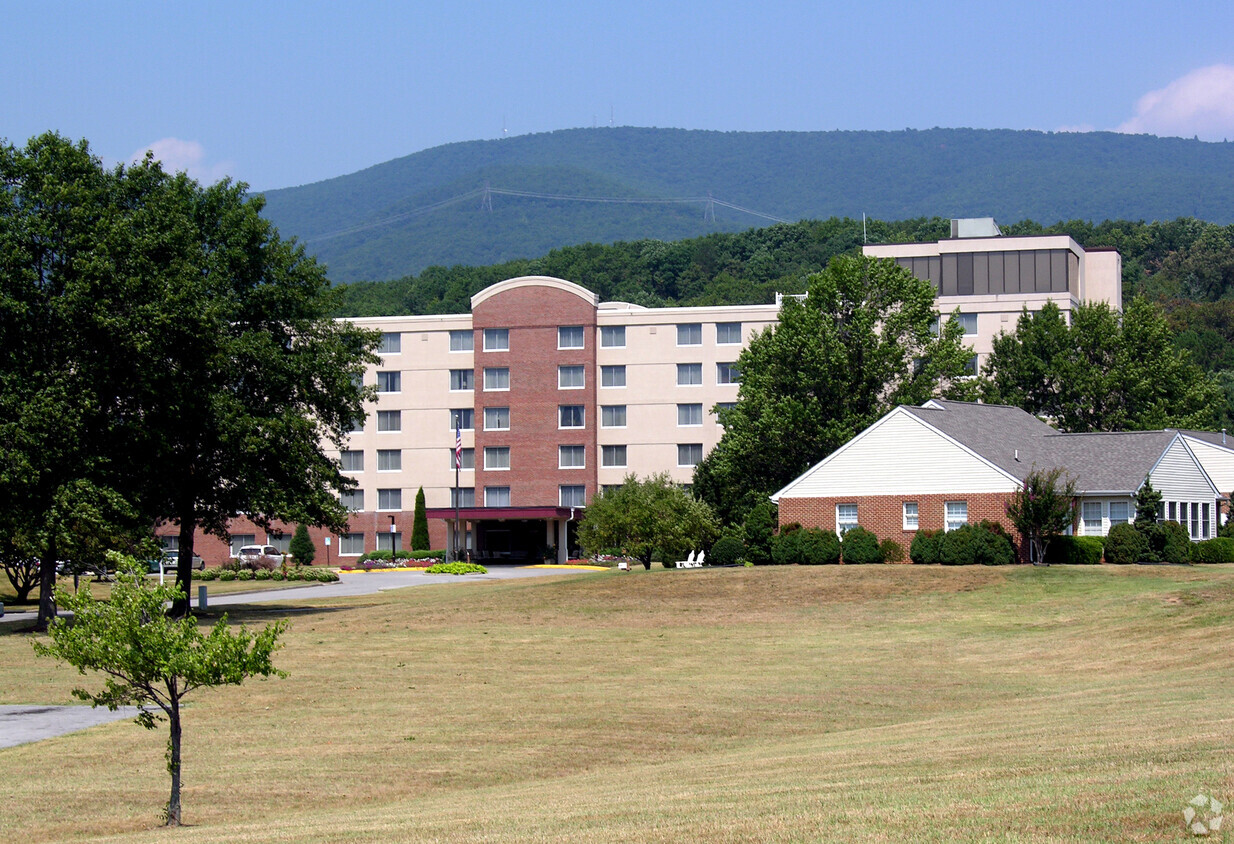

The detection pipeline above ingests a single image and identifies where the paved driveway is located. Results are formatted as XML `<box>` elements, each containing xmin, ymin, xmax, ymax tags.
<box><xmin>0</xmin><ymin>704</ymin><xmax>142</xmax><ymax>749</ymax></box>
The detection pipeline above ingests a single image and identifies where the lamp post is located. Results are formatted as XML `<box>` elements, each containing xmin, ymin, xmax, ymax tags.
<box><xmin>389</xmin><ymin>515</ymin><xmax>397</xmax><ymax>554</ymax></box>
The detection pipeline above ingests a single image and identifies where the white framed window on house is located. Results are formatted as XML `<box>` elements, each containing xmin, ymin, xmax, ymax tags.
<box><xmin>602</xmin><ymin>445</ymin><xmax>627</xmax><ymax>467</ymax></box>
<box><xmin>484</xmin><ymin>367</ymin><xmax>510</xmax><ymax>391</ymax></box>
<box><xmin>601</xmin><ymin>326</ymin><xmax>625</xmax><ymax>347</ymax></box>
<box><xmin>451</xmin><ymin>487</ymin><xmax>475</xmax><ymax>507</ymax></box>
<box><xmin>953</xmin><ymin>313</ymin><xmax>978</xmax><ymax>335</ymax></box>
<box><xmin>558</xmin><ymin>326</ymin><xmax>584</xmax><ymax>349</ymax></box>
<box><xmin>559</xmin><ymin>405</ymin><xmax>585</xmax><ymax>428</ymax></box>
<box><xmin>377</xmin><ymin>410</ymin><xmax>401</xmax><ymax>432</ymax></box>
<box><xmin>378</xmin><ymin>332</ymin><xmax>401</xmax><ymax>354</ymax></box>
<box><xmin>601</xmin><ymin>365</ymin><xmax>625</xmax><ymax>388</ymax></box>
<box><xmin>376</xmin><ymin>371</ymin><xmax>401</xmax><ymax>393</ymax></box>
<box><xmin>677</xmin><ymin>323</ymin><xmax>702</xmax><ymax>345</ymax></box>
<box><xmin>377</xmin><ymin>488</ymin><xmax>402</xmax><ymax>510</ymax></box>
<box><xmin>559</xmin><ymin>445</ymin><xmax>586</xmax><ymax>468</ymax></box>
<box><xmin>340</xmin><ymin>449</ymin><xmax>363</xmax><ymax>472</ymax></box>
<box><xmin>678</xmin><ymin>403</ymin><xmax>703</xmax><ymax>426</ymax></box>
<box><xmin>450</xmin><ymin>369</ymin><xmax>474</xmax><ymax>390</ymax></box>
<box><xmin>484</xmin><ymin>406</ymin><xmax>510</xmax><ymax>431</ymax></box>
<box><xmin>559</xmin><ymin>365</ymin><xmax>585</xmax><ymax>389</ymax></box>
<box><xmin>449</xmin><ymin>329</ymin><xmax>474</xmax><ymax>351</ymax></box>
<box><xmin>340</xmin><ymin>490</ymin><xmax>363</xmax><ymax>511</ymax></box>
<box><xmin>1082</xmin><ymin>501</ymin><xmax>1102</xmax><ymax>534</ymax></box>
<box><xmin>716</xmin><ymin>322</ymin><xmax>742</xmax><ymax>344</ymax></box>
<box><xmin>483</xmin><ymin>328</ymin><xmax>508</xmax><ymax>351</ymax></box>
<box><xmin>903</xmin><ymin>502</ymin><xmax>919</xmax><ymax>531</ymax></box>
<box><xmin>716</xmin><ymin>362</ymin><xmax>740</xmax><ymax>384</ymax></box>
<box><xmin>377</xmin><ymin>449</ymin><xmax>402</xmax><ymax>472</ymax></box>
<box><xmin>945</xmin><ymin>501</ymin><xmax>968</xmax><ymax>532</ymax></box>
<box><xmin>377</xmin><ymin>532</ymin><xmax>402</xmax><ymax>553</ymax></box>
<box><xmin>449</xmin><ymin>408</ymin><xmax>474</xmax><ymax>431</ymax></box>
<box><xmin>485</xmin><ymin>486</ymin><xmax>511</xmax><ymax>507</ymax></box>
<box><xmin>484</xmin><ymin>446</ymin><xmax>510</xmax><ymax>470</ymax></box>
<box><xmin>339</xmin><ymin>533</ymin><xmax>365</xmax><ymax>556</ymax></box>
<box><xmin>1109</xmin><ymin>501</ymin><xmax>1129</xmax><ymax>527</ymax></box>
<box><xmin>677</xmin><ymin>363</ymin><xmax>702</xmax><ymax>386</ymax></box>
<box><xmin>450</xmin><ymin>448</ymin><xmax>475</xmax><ymax>470</ymax></box>
<box><xmin>677</xmin><ymin>443</ymin><xmax>703</xmax><ymax>467</ymax></box>
<box><xmin>836</xmin><ymin>504</ymin><xmax>859</xmax><ymax>536</ymax></box>
<box><xmin>602</xmin><ymin>405</ymin><xmax>627</xmax><ymax>427</ymax></box>
<box><xmin>560</xmin><ymin>485</ymin><xmax>586</xmax><ymax>507</ymax></box>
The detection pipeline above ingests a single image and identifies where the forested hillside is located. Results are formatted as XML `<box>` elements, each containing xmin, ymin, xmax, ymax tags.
<box><xmin>262</xmin><ymin>127</ymin><xmax>1234</xmax><ymax>283</ymax></box>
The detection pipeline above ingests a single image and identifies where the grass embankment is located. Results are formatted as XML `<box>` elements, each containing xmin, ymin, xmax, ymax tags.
<box><xmin>2</xmin><ymin>564</ymin><xmax>1232</xmax><ymax>842</ymax></box>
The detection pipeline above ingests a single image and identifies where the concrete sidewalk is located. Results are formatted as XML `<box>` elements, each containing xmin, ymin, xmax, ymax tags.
<box><xmin>0</xmin><ymin>704</ymin><xmax>142</xmax><ymax>749</ymax></box>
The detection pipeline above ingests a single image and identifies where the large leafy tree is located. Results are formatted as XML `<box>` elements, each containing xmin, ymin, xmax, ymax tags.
<box><xmin>693</xmin><ymin>254</ymin><xmax>975</xmax><ymax>524</ymax></box>
<box><xmin>577</xmin><ymin>473</ymin><xmax>720</xmax><ymax>569</ymax></box>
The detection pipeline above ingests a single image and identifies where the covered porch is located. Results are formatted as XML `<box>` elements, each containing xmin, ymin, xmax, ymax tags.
<box><xmin>425</xmin><ymin>506</ymin><xmax>581</xmax><ymax>565</ymax></box>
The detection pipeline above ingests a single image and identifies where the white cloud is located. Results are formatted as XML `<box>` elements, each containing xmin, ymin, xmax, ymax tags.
<box><xmin>129</xmin><ymin>138</ymin><xmax>236</xmax><ymax>183</ymax></box>
<box><xmin>1117</xmin><ymin>64</ymin><xmax>1234</xmax><ymax>141</ymax></box>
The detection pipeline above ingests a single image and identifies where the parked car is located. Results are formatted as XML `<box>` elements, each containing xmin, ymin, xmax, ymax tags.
<box><xmin>148</xmin><ymin>552</ymin><xmax>205</xmax><ymax>573</ymax></box>
<box><xmin>235</xmin><ymin>545</ymin><xmax>287</xmax><ymax>566</ymax></box>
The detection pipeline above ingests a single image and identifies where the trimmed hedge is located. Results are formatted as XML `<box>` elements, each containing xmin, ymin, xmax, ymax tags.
<box><xmin>909</xmin><ymin>530</ymin><xmax>943</xmax><ymax>565</ymax></box>
<box><xmin>198</xmin><ymin>567</ymin><xmax>339</xmax><ymax>583</ymax></box>
<box><xmin>424</xmin><ymin>562</ymin><xmax>488</xmax><ymax>575</ymax></box>
<box><xmin>1104</xmin><ymin>523</ymin><xmax>1147</xmax><ymax>564</ymax></box>
<box><xmin>1190</xmin><ymin>537</ymin><xmax>1234</xmax><ymax>563</ymax></box>
<box><xmin>771</xmin><ymin>527</ymin><xmax>840</xmax><ymax>565</ymax></box>
<box><xmin>879</xmin><ymin>539</ymin><xmax>906</xmax><ymax>563</ymax></box>
<box><xmin>840</xmin><ymin>526</ymin><xmax>883</xmax><ymax>564</ymax></box>
<box><xmin>1043</xmin><ymin>536</ymin><xmax>1104</xmax><ymax>566</ymax></box>
<box><xmin>358</xmin><ymin>549</ymin><xmax>446</xmax><ymax>563</ymax></box>
<box><xmin>940</xmin><ymin>524</ymin><xmax>1016</xmax><ymax>566</ymax></box>
<box><xmin>710</xmin><ymin>535</ymin><xmax>746</xmax><ymax>567</ymax></box>
<box><xmin>1159</xmin><ymin>521</ymin><xmax>1192</xmax><ymax>564</ymax></box>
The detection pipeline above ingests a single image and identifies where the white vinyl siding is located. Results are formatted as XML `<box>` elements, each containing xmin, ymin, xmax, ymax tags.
<box><xmin>1153</xmin><ymin>438</ymin><xmax>1221</xmax><ymax>501</ymax></box>
<box><xmin>1182</xmin><ymin>436</ymin><xmax>1234</xmax><ymax>496</ymax></box>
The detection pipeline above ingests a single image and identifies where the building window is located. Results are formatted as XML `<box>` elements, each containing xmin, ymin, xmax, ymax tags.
<box><xmin>451</xmin><ymin>487</ymin><xmax>475</xmax><ymax>507</ymax></box>
<box><xmin>377</xmin><ymin>532</ymin><xmax>402</xmax><ymax>553</ymax></box>
<box><xmin>340</xmin><ymin>449</ymin><xmax>364</xmax><ymax>472</ymax></box>
<box><xmin>560</xmin><ymin>485</ymin><xmax>586</xmax><ymax>507</ymax></box>
<box><xmin>677</xmin><ymin>323</ymin><xmax>702</xmax><ymax>345</ymax></box>
<box><xmin>678</xmin><ymin>403</ymin><xmax>703</xmax><ymax>426</ymax></box>
<box><xmin>379</xmin><ymin>332</ymin><xmax>401</xmax><ymax>354</ymax></box>
<box><xmin>376</xmin><ymin>371</ymin><xmax>401</xmax><ymax>393</ymax></box>
<box><xmin>559</xmin><ymin>405</ymin><xmax>585</xmax><ymax>428</ymax></box>
<box><xmin>449</xmin><ymin>329</ymin><xmax>474</xmax><ymax>351</ymax></box>
<box><xmin>378</xmin><ymin>488</ymin><xmax>402</xmax><ymax>510</ymax></box>
<box><xmin>964</xmin><ymin>355</ymin><xmax>979</xmax><ymax>376</ymax></box>
<box><xmin>268</xmin><ymin>532</ymin><xmax>292</xmax><ymax>553</ymax></box>
<box><xmin>377</xmin><ymin>410</ymin><xmax>401</xmax><ymax>432</ymax></box>
<box><xmin>341</xmin><ymin>490</ymin><xmax>363</xmax><ymax>511</ymax></box>
<box><xmin>903</xmin><ymin>502</ymin><xmax>919</xmax><ymax>531</ymax></box>
<box><xmin>715</xmin><ymin>402</ymin><xmax>736</xmax><ymax>425</ymax></box>
<box><xmin>350</xmin><ymin>415</ymin><xmax>364</xmax><ymax>433</ymax></box>
<box><xmin>953</xmin><ymin>313</ymin><xmax>978</xmax><ymax>335</ymax></box>
<box><xmin>1082</xmin><ymin>501</ymin><xmax>1102</xmax><ymax>534</ymax></box>
<box><xmin>559</xmin><ymin>445</ymin><xmax>586</xmax><ymax>468</ymax></box>
<box><xmin>716</xmin><ymin>322</ymin><xmax>742</xmax><ymax>344</ymax></box>
<box><xmin>677</xmin><ymin>363</ymin><xmax>702</xmax><ymax>386</ymax></box>
<box><xmin>1109</xmin><ymin>501</ymin><xmax>1129</xmax><ymax>526</ymax></box>
<box><xmin>450</xmin><ymin>408</ymin><xmax>474</xmax><ymax>431</ymax></box>
<box><xmin>484</xmin><ymin>406</ymin><xmax>510</xmax><ymax>431</ymax></box>
<box><xmin>485</xmin><ymin>486</ymin><xmax>510</xmax><ymax>507</ymax></box>
<box><xmin>601</xmin><ymin>326</ymin><xmax>625</xmax><ymax>347</ymax></box>
<box><xmin>339</xmin><ymin>533</ymin><xmax>365</xmax><ymax>556</ymax></box>
<box><xmin>1203</xmin><ymin>502</ymin><xmax>1211</xmax><ymax>539</ymax></box>
<box><xmin>837</xmin><ymin>504</ymin><xmax>859</xmax><ymax>536</ymax></box>
<box><xmin>229</xmin><ymin>534</ymin><xmax>257</xmax><ymax>556</ymax></box>
<box><xmin>716</xmin><ymin>362</ymin><xmax>740</xmax><ymax>384</ymax></box>
<box><xmin>483</xmin><ymin>328</ymin><xmax>508</xmax><ymax>351</ymax></box>
<box><xmin>450</xmin><ymin>369</ymin><xmax>474</xmax><ymax>390</ymax></box>
<box><xmin>601</xmin><ymin>365</ymin><xmax>625</xmax><ymax>388</ymax></box>
<box><xmin>677</xmin><ymin>443</ymin><xmax>703</xmax><ymax>467</ymax></box>
<box><xmin>377</xmin><ymin>449</ymin><xmax>402</xmax><ymax>472</ymax></box>
<box><xmin>559</xmin><ymin>365</ymin><xmax>585</xmax><ymax>389</ymax></box>
<box><xmin>558</xmin><ymin>326</ymin><xmax>584</xmax><ymax>349</ymax></box>
<box><xmin>484</xmin><ymin>446</ymin><xmax>510</xmax><ymax>470</ymax></box>
<box><xmin>1169</xmin><ymin>501</ymin><xmax>1177</xmax><ymax>522</ymax></box>
<box><xmin>945</xmin><ymin>501</ymin><xmax>968</xmax><ymax>532</ymax></box>
<box><xmin>451</xmin><ymin>447</ymin><xmax>475</xmax><ymax>470</ymax></box>
<box><xmin>602</xmin><ymin>405</ymin><xmax>627</xmax><ymax>427</ymax></box>
<box><xmin>602</xmin><ymin>484</ymin><xmax>624</xmax><ymax>495</ymax></box>
<box><xmin>602</xmin><ymin>445</ymin><xmax>627</xmax><ymax>467</ymax></box>
<box><xmin>484</xmin><ymin>367</ymin><xmax>510</xmax><ymax>391</ymax></box>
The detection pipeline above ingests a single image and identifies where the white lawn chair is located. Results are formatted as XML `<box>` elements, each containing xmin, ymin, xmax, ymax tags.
<box><xmin>694</xmin><ymin>550</ymin><xmax>706</xmax><ymax>568</ymax></box>
<box><xmin>675</xmin><ymin>550</ymin><xmax>695</xmax><ymax>569</ymax></box>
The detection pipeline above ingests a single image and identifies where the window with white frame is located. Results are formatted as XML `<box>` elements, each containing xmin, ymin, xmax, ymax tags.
<box><xmin>1082</xmin><ymin>501</ymin><xmax>1102</xmax><ymax>533</ymax></box>
<box><xmin>484</xmin><ymin>446</ymin><xmax>510</xmax><ymax>470</ymax></box>
<box><xmin>602</xmin><ymin>405</ymin><xmax>627</xmax><ymax>427</ymax></box>
<box><xmin>340</xmin><ymin>490</ymin><xmax>363</xmax><ymax>511</ymax></box>
<box><xmin>449</xmin><ymin>369</ymin><xmax>474</xmax><ymax>390</ymax></box>
<box><xmin>559</xmin><ymin>365</ymin><xmax>585</xmax><ymax>389</ymax></box>
<box><xmin>677</xmin><ymin>323</ymin><xmax>702</xmax><ymax>345</ymax></box>
<box><xmin>601</xmin><ymin>365</ymin><xmax>625</xmax><ymax>387</ymax></box>
<box><xmin>1108</xmin><ymin>501</ymin><xmax>1129</xmax><ymax>527</ymax></box>
<box><xmin>558</xmin><ymin>326</ymin><xmax>584</xmax><ymax>349</ymax></box>
<box><xmin>377</xmin><ymin>532</ymin><xmax>402</xmax><ymax>552</ymax></box>
<box><xmin>903</xmin><ymin>502</ymin><xmax>919</xmax><ymax>531</ymax></box>
<box><xmin>485</xmin><ymin>486</ymin><xmax>510</xmax><ymax>507</ymax></box>
<box><xmin>484</xmin><ymin>367</ymin><xmax>510</xmax><ymax>391</ymax></box>
<box><xmin>377</xmin><ymin>488</ymin><xmax>402</xmax><ymax>510</ymax></box>
<box><xmin>716</xmin><ymin>322</ymin><xmax>742</xmax><ymax>344</ymax></box>
<box><xmin>267</xmin><ymin>532</ymin><xmax>292</xmax><ymax>553</ymax></box>
<box><xmin>559</xmin><ymin>445</ymin><xmax>586</xmax><ymax>468</ymax></box>
<box><xmin>953</xmin><ymin>313</ymin><xmax>978</xmax><ymax>335</ymax></box>
<box><xmin>602</xmin><ymin>445</ymin><xmax>627</xmax><ymax>467</ymax></box>
<box><xmin>451</xmin><ymin>487</ymin><xmax>475</xmax><ymax>507</ymax></box>
<box><xmin>1203</xmin><ymin>502</ymin><xmax>1211</xmax><ymax>539</ymax></box>
<box><xmin>379</xmin><ymin>332</ymin><xmax>401</xmax><ymax>354</ymax></box>
<box><xmin>377</xmin><ymin>449</ymin><xmax>402</xmax><ymax>471</ymax></box>
<box><xmin>678</xmin><ymin>403</ymin><xmax>703</xmax><ymax>426</ymax></box>
<box><xmin>716</xmin><ymin>362</ymin><xmax>740</xmax><ymax>384</ymax></box>
<box><xmin>450</xmin><ymin>448</ymin><xmax>475</xmax><ymax>470</ymax></box>
<box><xmin>376</xmin><ymin>371</ymin><xmax>401</xmax><ymax>393</ymax></box>
<box><xmin>449</xmin><ymin>408</ymin><xmax>474</xmax><ymax>431</ymax></box>
<box><xmin>339</xmin><ymin>533</ymin><xmax>365</xmax><ymax>555</ymax></box>
<box><xmin>677</xmin><ymin>363</ymin><xmax>702</xmax><ymax>386</ymax></box>
<box><xmin>837</xmin><ymin>504</ymin><xmax>859</xmax><ymax>535</ymax></box>
<box><xmin>559</xmin><ymin>405</ymin><xmax>585</xmax><ymax>428</ymax></box>
<box><xmin>377</xmin><ymin>410</ymin><xmax>401</xmax><ymax>432</ymax></box>
<box><xmin>483</xmin><ymin>328</ymin><xmax>508</xmax><ymax>351</ymax></box>
<box><xmin>340</xmin><ymin>449</ymin><xmax>363</xmax><ymax>472</ymax></box>
<box><xmin>484</xmin><ymin>406</ymin><xmax>510</xmax><ymax>430</ymax></box>
<box><xmin>945</xmin><ymin>501</ymin><xmax>968</xmax><ymax>532</ymax></box>
<box><xmin>677</xmin><ymin>443</ymin><xmax>703</xmax><ymax>467</ymax></box>
<box><xmin>601</xmin><ymin>326</ymin><xmax>625</xmax><ymax>347</ymax></box>
<box><xmin>963</xmin><ymin>354</ymin><xmax>979</xmax><ymax>376</ymax></box>
<box><xmin>560</xmin><ymin>485</ymin><xmax>586</xmax><ymax>507</ymax></box>
<box><xmin>449</xmin><ymin>329</ymin><xmax>473</xmax><ymax>351</ymax></box>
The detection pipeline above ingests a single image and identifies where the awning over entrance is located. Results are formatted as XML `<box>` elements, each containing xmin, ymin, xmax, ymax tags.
<box><xmin>426</xmin><ymin>506</ymin><xmax>580</xmax><ymax>565</ymax></box>
<box><xmin>425</xmin><ymin>506</ymin><xmax>576</xmax><ymax>522</ymax></box>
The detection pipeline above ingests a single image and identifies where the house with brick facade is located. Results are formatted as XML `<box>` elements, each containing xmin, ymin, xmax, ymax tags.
<box><xmin>770</xmin><ymin>400</ymin><xmax>1225</xmax><ymax>550</ymax></box>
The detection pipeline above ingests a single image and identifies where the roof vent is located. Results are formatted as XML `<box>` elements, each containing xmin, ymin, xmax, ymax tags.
<box><xmin>950</xmin><ymin>217</ymin><xmax>1002</xmax><ymax>238</ymax></box>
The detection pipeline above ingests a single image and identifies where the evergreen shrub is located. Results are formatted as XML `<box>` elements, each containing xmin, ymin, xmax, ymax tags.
<box><xmin>879</xmin><ymin>539</ymin><xmax>906</xmax><ymax>563</ymax></box>
<box><xmin>1044</xmin><ymin>536</ymin><xmax>1104</xmax><ymax>565</ymax></box>
<box><xmin>840</xmin><ymin>526</ymin><xmax>882</xmax><ymax>564</ymax></box>
<box><xmin>909</xmin><ymin>529</ymin><xmax>943</xmax><ymax>565</ymax></box>
<box><xmin>1190</xmin><ymin>538</ymin><xmax>1234</xmax><ymax>563</ymax></box>
<box><xmin>1104</xmin><ymin>523</ymin><xmax>1148</xmax><ymax>564</ymax></box>
<box><xmin>710</xmin><ymin>535</ymin><xmax>746</xmax><ymax>567</ymax></box>
<box><xmin>799</xmin><ymin>529</ymin><xmax>841</xmax><ymax>565</ymax></box>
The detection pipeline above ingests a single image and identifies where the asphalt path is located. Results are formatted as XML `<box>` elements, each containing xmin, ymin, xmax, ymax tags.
<box><xmin>0</xmin><ymin>705</ymin><xmax>142</xmax><ymax>749</ymax></box>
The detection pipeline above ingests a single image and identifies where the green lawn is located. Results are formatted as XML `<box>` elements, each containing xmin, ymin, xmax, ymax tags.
<box><xmin>2</xmin><ymin>564</ymin><xmax>1231</xmax><ymax>842</ymax></box>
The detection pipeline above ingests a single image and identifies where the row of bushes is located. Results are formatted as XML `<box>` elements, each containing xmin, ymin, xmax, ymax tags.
<box><xmin>424</xmin><ymin>562</ymin><xmax>487</xmax><ymax>575</ymax></box>
<box><xmin>198</xmin><ymin>567</ymin><xmax>339</xmax><ymax>583</ymax></box>
<box><xmin>757</xmin><ymin>525</ymin><xmax>906</xmax><ymax>565</ymax></box>
<box><xmin>909</xmin><ymin>523</ymin><xmax>1017</xmax><ymax>566</ymax></box>
<box><xmin>356</xmin><ymin>550</ymin><xmax>446</xmax><ymax>564</ymax></box>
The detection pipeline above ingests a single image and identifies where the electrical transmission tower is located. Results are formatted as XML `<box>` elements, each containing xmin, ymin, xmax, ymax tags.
<box><xmin>479</xmin><ymin>181</ymin><xmax>493</xmax><ymax>213</ymax></box>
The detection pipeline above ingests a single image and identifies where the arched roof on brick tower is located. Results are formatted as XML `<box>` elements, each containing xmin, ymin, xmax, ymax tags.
<box><xmin>470</xmin><ymin>276</ymin><xmax>600</xmax><ymax>310</ymax></box>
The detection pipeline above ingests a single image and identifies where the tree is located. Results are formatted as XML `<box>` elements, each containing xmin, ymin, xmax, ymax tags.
<box><xmin>411</xmin><ymin>487</ymin><xmax>430</xmax><ymax>551</ymax></box>
<box><xmin>693</xmin><ymin>254</ymin><xmax>975</xmax><ymax>524</ymax></box>
<box><xmin>1135</xmin><ymin>475</ymin><xmax>1163</xmax><ymax>528</ymax></box>
<box><xmin>32</xmin><ymin>556</ymin><xmax>286</xmax><ymax>826</ymax></box>
<box><xmin>288</xmin><ymin>524</ymin><xmax>315</xmax><ymax>566</ymax></box>
<box><xmin>577</xmin><ymin>473</ymin><xmax>720</xmax><ymax>569</ymax></box>
<box><xmin>1005</xmin><ymin>467</ymin><xmax>1077</xmax><ymax>565</ymax></box>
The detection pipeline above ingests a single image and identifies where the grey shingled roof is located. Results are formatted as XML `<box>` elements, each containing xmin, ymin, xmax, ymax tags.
<box><xmin>1176</xmin><ymin>429</ymin><xmax>1234</xmax><ymax>451</ymax></box>
<box><xmin>1043</xmin><ymin>431</ymin><xmax>1177</xmax><ymax>493</ymax></box>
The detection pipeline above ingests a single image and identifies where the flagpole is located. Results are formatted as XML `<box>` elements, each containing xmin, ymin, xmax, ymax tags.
<box><xmin>454</xmin><ymin>424</ymin><xmax>461</xmax><ymax>563</ymax></box>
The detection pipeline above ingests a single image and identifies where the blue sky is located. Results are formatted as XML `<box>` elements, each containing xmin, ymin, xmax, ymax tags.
<box><xmin>5</xmin><ymin>1</ymin><xmax>1233</xmax><ymax>191</ymax></box>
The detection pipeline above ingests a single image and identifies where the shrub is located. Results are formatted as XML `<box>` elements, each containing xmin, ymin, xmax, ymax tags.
<box><xmin>218</xmin><ymin>570</ymin><xmax>236</xmax><ymax>581</ymax></box>
<box><xmin>1044</xmin><ymin>536</ymin><xmax>1104</xmax><ymax>565</ymax></box>
<box><xmin>939</xmin><ymin>527</ymin><xmax>975</xmax><ymax>566</ymax></box>
<box><xmin>425</xmin><ymin>562</ymin><xmax>488</xmax><ymax>575</ymax></box>
<box><xmin>799</xmin><ymin>529</ymin><xmax>841</xmax><ymax>565</ymax></box>
<box><xmin>196</xmin><ymin>568</ymin><xmax>218</xmax><ymax>581</ymax></box>
<box><xmin>1136</xmin><ymin>523</ymin><xmax>1162</xmax><ymax>563</ymax></box>
<box><xmin>840</xmin><ymin>526</ymin><xmax>882</xmax><ymax>565</ymax></box>
<box><xmin>255</xmin><ymin>569</ymin><xmax>272</xmax><ymax>580</ymax></box>
<box><xmin>879</xmin><ymin>539</ymin><xmax>906</xmax><ymax>563</ymax></box>
<box><xmin>771</xmin><ymin>525</ymin><xmax>803</xmax><ymax>565</ymax></box>
<box><xmin>742</xmin><ymin>502</ymin><xmax>777</xmax><ymax>566</ymax></box>
<box><xmin>289</xmin><ymin>524</ymin><xmax>315</xmax><ymax>565</ymax></box>
<box><xmin>1159</xmin><ymin>521</ymin><xmax>1191</xmax><ymax>564</ymax></box>
<box><xmin>1190</xmin><ymin>538</ymin><xmax>1234</xmax><ymax>564</ymax></box>
<box><xmin>237</xmin><ymin>570</ymin><xmax>254</xmax><ymax>580</ymax></box>
<box><xmin>1104</xmin><ymin>523</ymin><xmax>1148</xmax><ymax>564</ymax></box>
<box><xmin>710</xmin><ymin>535</ymin><xmax>746</xmax><ymax>567</ymax></box>
<box><xmin>909</xmin><ymin>530</ymin><xmax>943</xmax><ymax>565</ymax></box>
<box><xmin>970</xmin><ymin>525</ymin><xmax>1016</xmax><ymax>566</ymax></box>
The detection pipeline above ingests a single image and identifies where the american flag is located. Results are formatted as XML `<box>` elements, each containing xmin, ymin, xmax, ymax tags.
<box><xmin>455</xmin><ymin>425</ymin><xmax>462</xmax><ymax>469</ymax></box>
